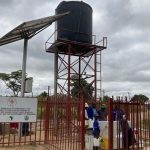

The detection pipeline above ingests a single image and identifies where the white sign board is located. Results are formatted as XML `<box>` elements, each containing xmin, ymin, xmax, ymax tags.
<box><xmin>0</xmin><ymin>97</ymin><xmax>37</xmax><ymax>122</ymax></box>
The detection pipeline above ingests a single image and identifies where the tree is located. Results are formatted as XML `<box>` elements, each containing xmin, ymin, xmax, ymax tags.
<box><xmin>37</xmin><ymin>91</ymin><xmax>48</xmax><ymax>101</ymax></box>
<box><xmin>131</xmin><ymin>94</ymin><xmax>149</xmax><ymax>104</ymax></box>
<box><xmin>103</xmin><ymin>95</ymin><xmax>110</xmax><ymax>102</ymax></box>
<box><xmin>0</xmin><ymin>70</ymin><xmax>23</xmax><ymax>96</ymax></box>
<box><xmin>38</xmin><ymin>91</ymin><xmax>48</xmax><ymax>97</ymax></box>
<box><xmin>39</xmin><ymin>91</ymin><xmax>48</xmax><ymax>97</ymax></box>
<box><xmin>71</xmin><ymin>75</ymin><xmax>94</xmax><ymax>100</ymax></box>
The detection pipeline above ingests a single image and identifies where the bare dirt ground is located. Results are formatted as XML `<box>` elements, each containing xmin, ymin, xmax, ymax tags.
<box><xmin>0</xmin><ymin>144</ymin><xmax>50</xmax><ymax>150</ymax></box>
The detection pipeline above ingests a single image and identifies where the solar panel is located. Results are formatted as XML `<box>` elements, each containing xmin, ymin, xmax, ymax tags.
<box><xmin>0</xmin><ymin>12</ymin><xmax>69</xmax><ymax>46</ymax></box>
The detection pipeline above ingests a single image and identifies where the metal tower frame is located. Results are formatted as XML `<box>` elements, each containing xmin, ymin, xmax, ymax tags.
<box><xmin>46</xmin><ymin>33</ymin><xmax>107</xmax><ymax>100</ymax></box>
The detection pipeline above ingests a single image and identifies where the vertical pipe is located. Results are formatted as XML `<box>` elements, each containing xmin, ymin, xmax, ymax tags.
<box><xmin>54</xmin><ymin>53</ymin><xmax>58</xmax><ymax>96</ymax></box>
<box><xmin>108</xmin><ymin>98</ymin><xmax>113</xmax><ymax>150</ymax></box>
<box><xmin>19</xmin><ymin>38</ymin><xmax>28</xmax><ymax>139</ymax></box>
<box><xmin>68</xmin><ymin>44</ymin><xmax>71</xmax><ymax>99</ymax></box>
<box><xmin>78</xmin><ymin>56</ymin><xmax>81</xmax><ymax>122</ymax></box>
<box><xmin>67</xmin><ymin>44</ymin><xmax>71</xmax><ymax>132</ymax></box>
<box><xmin>53</xmin><ymin>53</ymin><xmax>58</xmax><ymax>139</ymax></box>
<box><xmin>94</xmin><ymin>47</ymin><xmax>97</xmax><ymax>100</ymax></box>
<box><xmin>21</xmin><ymin>38</ymin><xmax>28</xmax><ymax>97</ymax></box>
<box><xmin>79</xmin><ymin>56</ymin><xmax>81</xmax><ymax>99</ymax></box>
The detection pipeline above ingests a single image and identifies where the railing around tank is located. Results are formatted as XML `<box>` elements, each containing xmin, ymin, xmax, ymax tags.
<box><xmin>45</xmin><ymin>28</ymin><xmax>107</xmax><ymax>51</ymax></box>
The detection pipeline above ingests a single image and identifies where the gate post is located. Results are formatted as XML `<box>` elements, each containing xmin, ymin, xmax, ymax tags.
<box><xmin>108</xmin><ymin>98</ymin><xmax>113</xmax><ymax>150</ymax></box>
<box><xmin>45</xmin><ymin>97</ymin><xmax>50</xmax><ymax>143</ymax></box>
<box><xmin>80</xmin><ymin>97</ymin><xmax>85</xmax><ymax>150</ymax></box>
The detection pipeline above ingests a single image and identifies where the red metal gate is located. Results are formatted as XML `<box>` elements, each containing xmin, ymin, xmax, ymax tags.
<box><xmin>0</xmin><ymin>97</ymin><xmax>84</xmax><ymax>149</ymax></box>
<box><xmin>108</xmin><ymin>98</ymin><xmax>150</xmax><ymax>150</ymax></box>
<box><xmin>45</xmin><ymin>96</ymin><xmax>84</xmax><ymax>150</ymax></box>
<box><xmin>1</xmin><ymin>96</ymin><xmax>150</xmax><ymax>150</ymax></box>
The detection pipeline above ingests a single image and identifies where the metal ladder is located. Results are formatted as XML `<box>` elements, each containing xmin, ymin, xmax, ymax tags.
<box><xmin>95</xmin><ymin>37</ymin><xmax>107</xmax><ymax>100</ymax></box>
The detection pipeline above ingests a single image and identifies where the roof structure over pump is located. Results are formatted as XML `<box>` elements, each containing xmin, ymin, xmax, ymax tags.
<box><xmin>0</xmin><ymin>12</ymin><xmax>69</xmax><ymax>46</ymax></box>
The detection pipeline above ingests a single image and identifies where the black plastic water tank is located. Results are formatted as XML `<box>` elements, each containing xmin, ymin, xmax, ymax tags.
<box><xmin>56</xmin><ymin>1</ymin><xmax>93</xmax><ymax>44</ymax></box>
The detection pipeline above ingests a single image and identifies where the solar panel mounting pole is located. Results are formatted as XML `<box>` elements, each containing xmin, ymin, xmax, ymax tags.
<box><xmin>21</xmin><ymin>38</ymin><xmax>28</xmax><ymax>97</ymax></box>
<box><xmin>19</xmin><ymin>38</ymin><xmax>28</xmax><ymax>138</ymax></box>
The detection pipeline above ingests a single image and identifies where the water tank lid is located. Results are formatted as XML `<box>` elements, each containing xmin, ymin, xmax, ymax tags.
<box><xmin>56</xmin><ymin>1</ymin><xmax>93</xmax><ymax>11</ymax></box>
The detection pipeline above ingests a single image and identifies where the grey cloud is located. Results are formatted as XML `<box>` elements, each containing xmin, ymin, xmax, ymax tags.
<box><xmin>0</xmin><ymin>0</ymin><xmax>150</xmax><ymax>97</ymax></box>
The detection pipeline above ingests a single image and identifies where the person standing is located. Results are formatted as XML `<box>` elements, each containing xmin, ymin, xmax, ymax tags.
<box><xmin>98</xmin><ymin>104</ymin><xmax>108</xmax><ymax>121</ymax></box>
<box><xmin>85</xmin><ymin>103</ymin><xmax>89</xmax><ymax>128</ymax></box>
<box><xmin>93</xmin><ymin>115</ymin><xmax>100</xmax><ymax>150</ymax></box>
<box><xmin>93</xmin><ymin>129</ymin><xmax>100</xmax><ymax>150</ymax></box>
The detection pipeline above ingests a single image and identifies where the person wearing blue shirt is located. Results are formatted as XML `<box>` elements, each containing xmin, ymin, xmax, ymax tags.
<box><xmin>113</xmin><ymin>106</ymin><xmax>124</xmax><ymax>121</ymax></box>
<box><xmin>87</xmin><ymin>105</ymin><xmax>94</xmax><ymax>120</ymax></box>
<box><xmin>93</xmin><ymin>116</ymin><xmax>100</xmax><ymax>137</ymax></box>
<box><xmin>87</xmin><ymin>103</ymin><xmax>98</xmax><ymax>120</ymax></box>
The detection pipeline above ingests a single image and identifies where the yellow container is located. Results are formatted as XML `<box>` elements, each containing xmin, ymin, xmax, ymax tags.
<box><xmin>103</xmin><ymin>138</ymin><xmax>108</xmax><ymax>150</ymax></box>
<box><xmin>100</xmin><ymin>137</ymin><xmax>108</xmax><ymax>150</ymax></box>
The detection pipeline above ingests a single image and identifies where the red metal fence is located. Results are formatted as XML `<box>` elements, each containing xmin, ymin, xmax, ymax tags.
<box><xmin>0</xmin><ymin>96</ymin><xmax>150</xmax><ymax>150</ymax></box>
<box><xmin>108</xmin><ymin>98</ymin><xmax>150</xmax><ymax>150</ymax></box>
<box><xmin>46</xmin><ymin>97</ymin><xmax>84</xmax><ymax>150</ymax></box>
<box><xmin>0</xmin><ymin>96</ymin><xmax>84</xmax><ymax>150</ymax></box>
<box><xmin>0</xmin><ymin>100</ymin><xmax>47</xmax><ymax>147</ymax></box>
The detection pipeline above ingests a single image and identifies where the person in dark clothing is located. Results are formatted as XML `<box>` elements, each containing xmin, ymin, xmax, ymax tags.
<box><xmin>22</xmin><ymin>123</ymin><xmax>29</xmax><ymax>136</ymax></box>
<box><xmin>98</xmin><ymin>104</ymin><xmax>108</xmax><ymax>121</ymax></box>
<box><xmin>92</xmin><ymin>103</ymin><xmax>98</xmax><ymax>118</ymax></box>
<box><xmin>93</xmin><ymin>129</ymin><xmax>100</xmax><ymax>150</ymax></box>
<box><xmin>120</xmin><ymin>115</ymin><xmax>136</xmax><ymax>149</ymax></box>
<box><xmin>113</xmin><ymin>107</ymin><xmax>124</xmax><ymax>121</ymax></box>
<box><xmin>87</xmin><ymin>105</ymin><xmax>94</xmax><ymax>120</ymax></box>
<box><xmin>86</xmin><ymin>104</ymin><xmax>94</xmax><ymax>135</ymax></box>
<box><xmin>93</xmin><ymin>116</ymin><xmax>100</xmax><ymax>137</ymax></box>
<box><xmin>87</xmin><ymin>103</ymin><xmax>98</xmax><ymax>120</ymax></box>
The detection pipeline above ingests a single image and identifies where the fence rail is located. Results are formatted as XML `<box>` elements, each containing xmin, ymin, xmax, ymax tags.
<box><xmin>0</xmin><ymin>96</ymin><xmax>150</xmax><ymax>150</ymax></box>
<box><xmin>0</xmin><ymin>100</ymin><xmax>46</xmax><ymax>147</ymax></box>
<box><xmin>108</xmin><ymin>98</ymin><xmax>150</xmax><ymax>150</ymax></box>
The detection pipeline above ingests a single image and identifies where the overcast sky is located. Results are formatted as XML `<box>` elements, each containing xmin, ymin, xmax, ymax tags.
<box><xmin>0</xmin><ymin>0</ymin><xmax>150</xmax><ymax>98</ymax></box>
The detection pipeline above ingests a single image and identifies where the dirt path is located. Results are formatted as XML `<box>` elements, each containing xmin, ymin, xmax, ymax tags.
<box><xmin>0</xmin><ymin>144</ymin><xmax>50</xmax><ymax>150</ymax></box>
